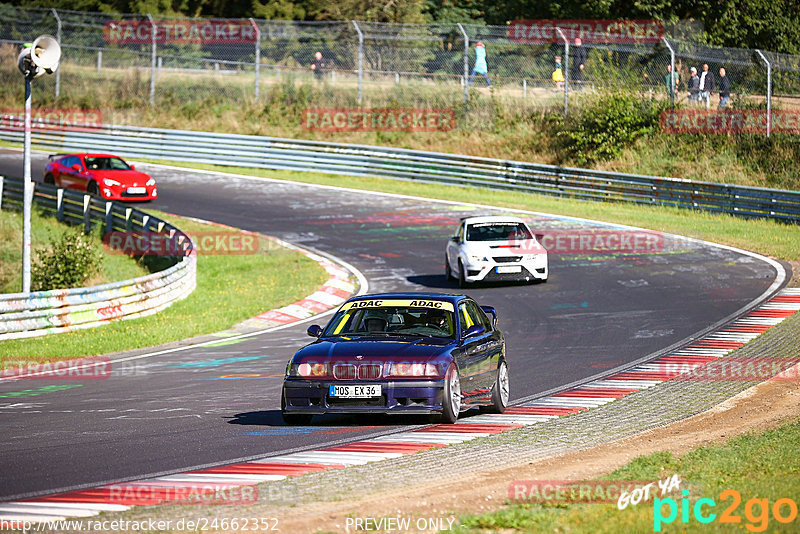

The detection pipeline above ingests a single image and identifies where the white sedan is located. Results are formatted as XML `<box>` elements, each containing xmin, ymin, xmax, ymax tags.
<box><xmin>445</xmin><ymin>216</ymin><xmax>548</xmax><ymax>287</ymax></box>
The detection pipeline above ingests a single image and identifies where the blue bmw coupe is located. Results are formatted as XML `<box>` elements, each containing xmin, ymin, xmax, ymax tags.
<box><xmin>281</xmin><ymin>292</ymin><xmax>509</xmax><ymax>424</ymax></box>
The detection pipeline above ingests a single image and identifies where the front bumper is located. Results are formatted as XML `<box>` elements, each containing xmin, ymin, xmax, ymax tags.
<box><xmin>463</xmin><ymin>256</ymin><xmax>548</xmax><ymax>283</ymax></box>
<box><xmin>282</xmin><ymin>378</ymin><xmax>445</xmax><ymax>414</ymax></box>
<box><xmin>100</xmin><ymin>185</ymin><xmax>157</xmax><ymax>202</ymax></box>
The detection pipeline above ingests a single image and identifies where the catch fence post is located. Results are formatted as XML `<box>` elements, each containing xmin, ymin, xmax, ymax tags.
<box><xmin>352</xmin><ymin>21</ymin><xmax>364</xmax><ymax>105</ymax></box>
<box><xmin>755</xmin><ymin>50</ymin><xmax>772</xmax><ymax>138</ymax></box>
<box><xmin>457</xmin><ymin>23</ymin><xmax>469</xmax><ymax>105</ymax></box>
<box><xmin>556</xmin><ymin>27</ymin><xmax>569</xmax><ymax>116</ymax></box>
<box><xmin>147</xmin><ymin>14</ymin><xmax>157</xmax><ymax>105</ymax></box>
<box><xmin>52</xmin><ymin>9</ymin><xmax>61</xmax><ymax>99</ymax></box>
<box><xmin>250</xmin><ymin>18</ymin><xmax>261</xmax><ymax>99</ymax></box>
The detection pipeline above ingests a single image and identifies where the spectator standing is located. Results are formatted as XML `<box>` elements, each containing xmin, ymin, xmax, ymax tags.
<box><xmin>467</xmin><ymin>41</ymin><xmax>490</xmax><ymax>87</ymax></box>
<box><xmin>552</xmin><ymin>55</ymin><xmax>564</xmax><ymax>90</ymax></box>
<box><xmin>698</xmin><ymin>63</ymin><xmax>715</xmax><ymax>109</ymax></box>
<box><xmin>664</xmin><ymin>64</ymin><xmax>679</xmax><ymax>99</ymax></box>
<box><xmin>310</xmin><ymin>51</ymin><xmax>326</xmax><ymax>82</ymax></box>
<box><xmin>572</xmin><ymin>38</ymin><xmax>587</xmax><ymax>90</ymax></box>
<box><xmin>718</xmin><ymin>67</ymin><xmax>731</xmax><ymax>109</ymax></box>
<box><xmin>688</xmin><ymin>67</ymin><xmax>700</xmax><ymax>103</ymax></box>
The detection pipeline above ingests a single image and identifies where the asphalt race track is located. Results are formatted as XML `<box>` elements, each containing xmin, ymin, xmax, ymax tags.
<box><xmin>0</xmin><ymin>150</ymin><xmax>785</xmax><ymax>500</ymax></box>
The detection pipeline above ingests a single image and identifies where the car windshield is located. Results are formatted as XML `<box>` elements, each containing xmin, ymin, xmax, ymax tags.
<box><xmin>466</xmin><ymin>222</ymin><xmax>532</xmax><ymax>242</ymax></box>
<box><xmin>83</xmin><ymin>157</ymin><xmax>131</xmax><ymax>171</ymax></box>
<box><xmin>323</xmin><ymin>299</ymin><xmax>456</xmax><ymax>339</ymax></box>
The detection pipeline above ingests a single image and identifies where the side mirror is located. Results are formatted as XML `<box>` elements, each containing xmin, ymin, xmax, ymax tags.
<box><xmin>307</xmin><ymin>324</ymin><xmax>323</xmax><ymax>337</ymax></box>
<box><xmin>480</xmin><ymin>305</ymin><xmax>497</xmax><ymax>327</ymax></box>
<box><xmin>71</xmin><ymin>163</ymin><xmax>82</xmax><ymax>172</ymax></box>
<box><xmin>450</xmin><ymin>236</ymin><xmax>458</xmax><ymax>243</ymax></box>
<box><xmin>130</xmin><ymin>164</ymin><xmax>136</xmax><ymax>170</ymax></box>
<box><xmin>462</xmin><ymin>324</ymin><xmax>485</xmax><ymax>339</ymax></box>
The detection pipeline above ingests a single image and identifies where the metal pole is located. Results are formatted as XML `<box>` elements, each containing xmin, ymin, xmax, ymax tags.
<box><xmin>556</xmin><ymin>27</ymin><xmax>569</xmax><ymax>116</ymax></box>
<box><xmin>52</xmin><ymin>8</ymin><xmax>61</xmax><ymax>99</ymax></box>
<box><xmin>147</xmin><ymin>14</ymin><xmax>156</xmax><ymax>106</ymax></box>
<box><xmin>352</xmin><ymin>21</ymin><xmax>363</xmax><ymax>105</ymax></box>
<box><xmin>97</xmin><ymin>49</ymin><xmax>102</xmax><ymax>72</ymax></box>
<box><xmin>22</xmin><ymin>77</ymin><xmax>32</xmax><ymax>293</ymax></box>
<box><xmin>663</xmin><ymin>37</ymin><xmax>675</xmax><ymax>108</ymax></box>
<box><xmin>457</xmin><ymin>23</ymin><xmax>469</xmax><ymax>105</ymax></box>
<box><xmin>250</xmin><ymin>18</ymin><xmax>260</xmax><ymax>99</ymax></box>
<box><xmin>756</xmin><ymin>50</ymin><xmax>771</xmax><ymax>138</ymax></box>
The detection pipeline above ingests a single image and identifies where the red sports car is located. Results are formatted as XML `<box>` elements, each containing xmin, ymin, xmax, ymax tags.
<box><xmin>43</xmin><ymin>153</ymin><xmax>157</xmax><ymax>201</ymax></box>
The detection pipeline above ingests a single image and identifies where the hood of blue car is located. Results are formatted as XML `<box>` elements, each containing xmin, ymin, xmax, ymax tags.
<box><xmin>294</xmin><ymin>336</ymin><xmax>453</xmax><ymax>362</ymax></box>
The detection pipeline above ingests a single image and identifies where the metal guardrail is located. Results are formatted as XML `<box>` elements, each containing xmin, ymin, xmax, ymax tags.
<box><xmin>1</xmin><ymin>122</ymin><xmax>799</xmax><ymax>222</ymax></box>
<box><xmin>0</xmin><ymin>176</ymin><xmax>196</xmax><ymax>341</ymax></box>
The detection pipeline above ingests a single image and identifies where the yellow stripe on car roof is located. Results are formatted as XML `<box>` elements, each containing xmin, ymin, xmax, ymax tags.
<box><xmin>340</xmin><ymin>299</ymin><xmax>455</xmax><ymax>312</ymax></box>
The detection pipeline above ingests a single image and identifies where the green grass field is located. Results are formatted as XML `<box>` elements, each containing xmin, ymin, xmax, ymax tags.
<box><xmin>456</xmin><ymin>416</ymin><xmax>800</xmax><ymax>533</ymax></box>
<box><xmin>0</xmin><ymin>207</ymin><xmax>148</xmax><ymax>294</ymax></box>
<box><xmin>0</xmin><ymin>210</ymin><xmax>329</xmax><ymax>361</ymax></box>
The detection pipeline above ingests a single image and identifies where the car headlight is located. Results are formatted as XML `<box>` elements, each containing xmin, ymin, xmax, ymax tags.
<box><xmin>103</xmin><ymin>178</ymin><xmax>121</xmax><ymax>187</ymax></box>
<box><xmin>146</xmin><ymin>177</ymin><xmax>156</xmax><ymax>186</ymax></box>
<box><xmin>288</xmin><ymin>362</ymin><xmax>330</xmax><ymax>378</ymax></box>
<box><xmin>387</xmin><ymin>362</ymin><xmax>440</xmax><ymax>377</ymax></box>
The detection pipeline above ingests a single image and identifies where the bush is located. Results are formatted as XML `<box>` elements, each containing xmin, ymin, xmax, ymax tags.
<box><xmin>560</xmin><ymin>92</ymin><xmax>668</xmax><ymax>165</ymax></box>
<box><xmin>32</xmin><ymin>228</ymin><xmax>103</xmax><ymax>291</ymax></box>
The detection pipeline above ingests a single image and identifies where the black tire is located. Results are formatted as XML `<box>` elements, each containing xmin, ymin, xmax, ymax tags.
<box><xmin>281</xmin><ymin>391</ymin><xmax>313</xmax><ymax>425</ymax></box>
<box><xmin>457</xmin><ymin>260</ymin><xmax>468</xmax><ymax>289</ymax></box>
<box><xmin>445</xmin><ymin>255</ymin><xmax>454</xmax><ymax>281</ymax></box>
<box><xmin>437</xmin><ymin>363</ymin><xmax>461</xmax><ymax>424</ymax></box>
<box><xmin>87</xmin><ymin>181</ymin><xmax>99</xmax><ymax>197</ymax></box>
<box><xmin>44</xmin><ymin>173</ymin><xmax>55</xmax><ymax>185</ymax></box>
<box><xmin>483</xmin><ymin>360</ymin><xmax>509</xmax><ymax>414</ymax></box>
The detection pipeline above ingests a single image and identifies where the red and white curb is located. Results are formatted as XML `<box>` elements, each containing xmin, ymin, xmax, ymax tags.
<box><xmin>2</xmin><ymin>288</ymin><xmax>798</xmax><ymax>524</ymax></box>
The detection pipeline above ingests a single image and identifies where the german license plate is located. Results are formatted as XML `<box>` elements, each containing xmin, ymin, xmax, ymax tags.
<box><xmin>496</xmin><ymin>265</ymin><xmax>521</xmax><ymax>274</ymax></box>
<box><xmin>329</xmin><ymin>384</ymin><xmax>381</xmax><ymax>398</ymax></box>
<box><xmin>127</xmin><ymin>187</ymin><xmax>146</xmax><ymax>194</ymax></box>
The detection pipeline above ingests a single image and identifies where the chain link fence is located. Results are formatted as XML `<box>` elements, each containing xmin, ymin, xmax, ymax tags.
<box><xmin>1</xmin><ymin>4</ymin><xmax>799</xmax><ymax>136</ymax></box>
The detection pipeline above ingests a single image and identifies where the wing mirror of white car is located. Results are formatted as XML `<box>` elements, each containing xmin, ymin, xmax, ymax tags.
<box><xmin>307</xmin><ymin>325</ymin><xmax>323</xmax><ymax>337</ymax></box>
<box><xmin>462</xmin><ymin>324</ymin><xmax>485</xmax><ymax>339</ymax></box>
<box><xmin>450</xmin><ymin>236</ymin><xmax>459</xmax><ymax>243</ymax></box>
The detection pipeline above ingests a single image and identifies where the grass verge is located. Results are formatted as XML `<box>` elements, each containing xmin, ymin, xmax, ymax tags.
<box><xmin>0</xmin><ymin>207</ymin><xmax>148</xmax><ymax>294</ymax></box>
<box><xmin>456</xmin><ymin>415</ymin><xmax>800</xmax><ymax>533</ymax></box>
<box><xmin>140</xmin><ymin>160</ymin><xmax>800</xmax><ymax>263</ymax></box>
<box><xmin>0</xmin><ymin>210</ymin><xmax>329</xmax><ymax>361</ymax></box>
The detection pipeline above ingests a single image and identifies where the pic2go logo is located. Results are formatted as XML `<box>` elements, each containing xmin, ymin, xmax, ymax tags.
<box><xmin>654</xmin><ymin>489</ymin><xmax>798</xmax><ymax>532</ymax></box>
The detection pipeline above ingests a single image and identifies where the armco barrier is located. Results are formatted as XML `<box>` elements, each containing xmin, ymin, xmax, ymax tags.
<box><xmin>1</xmin><ymin>121</ymin><xmax>799</xmax><ymax>222</ymax></box>
<box><xmin>0</xmin><ymin>177</ymin><xmax>196</xmax><ymax>341</ymax></box>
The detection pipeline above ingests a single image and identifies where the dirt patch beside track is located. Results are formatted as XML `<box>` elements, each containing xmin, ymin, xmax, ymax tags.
<box><xmin>276</xmin><ymin>366</ymin><xmax>800</xmax><ymax>533</ymax></box>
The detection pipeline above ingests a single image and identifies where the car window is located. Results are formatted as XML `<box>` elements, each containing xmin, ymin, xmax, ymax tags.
<box><xmin>465</xmin><ymin>301</ymin><xmax>493</xmax><ymax>331</ymax></box>
<box><xmin>458</xmin><ymin>303</ymin><xmax>473</xmax><ymax>331</ymax></box>
<box><xmin>456</xmin><ymin>223</ymin><xmax>464</xmax><ymax>242</ymax></box>
<box><xmin>466</xmin><ymin>222</ymin><xmax>532</xmax><ymax>242</ymax></box>
<box><xmin>84</xmin><ymin>157</ymin><xmax>131</xmax><ymax>171</ymax></box>
<box><xmin>63</xmin><ymin>156</ymin><xmax>79</xmax><ymax>169</ymax></box>
<box><xmin>324</xmin><ymin>303</ymin><xmax>456</xmax><ymax>339</ymax></box>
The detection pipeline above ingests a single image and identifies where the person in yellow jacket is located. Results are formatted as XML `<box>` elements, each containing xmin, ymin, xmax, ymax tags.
<box><xmin>552</xmin><ymin>56</ymin><xmax>564</xmax><ymax>90</ymax></box>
